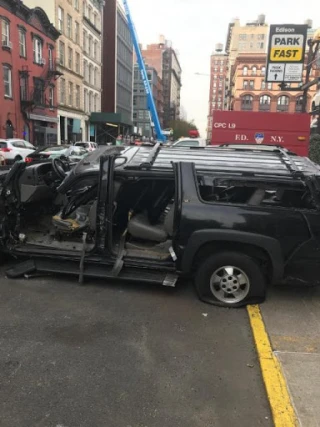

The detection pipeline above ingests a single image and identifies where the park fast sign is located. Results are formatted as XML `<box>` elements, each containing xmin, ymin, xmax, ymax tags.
<box><xmin>266</xmin><ymin>25</ymin><xmax>308</xmax><ymax>83</ymax></box>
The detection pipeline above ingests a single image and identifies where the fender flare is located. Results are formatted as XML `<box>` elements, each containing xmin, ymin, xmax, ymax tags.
<box><xmin>180</xmin><ymin>229</ymin><xmax>284</xmax><ymax>283</ymax></box>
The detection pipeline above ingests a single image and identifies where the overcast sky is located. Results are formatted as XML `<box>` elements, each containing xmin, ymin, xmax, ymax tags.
<box><xmin>128</xmin><ymin>0</ymin><xmax>320</xmax><ymax>136</ymax></box>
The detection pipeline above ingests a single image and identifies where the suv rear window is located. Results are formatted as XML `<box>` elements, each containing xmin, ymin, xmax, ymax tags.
<box><xmin>198</xmin><ymin>177</ymin><xmax>316</xmax><ymax>210</ymax></box>
<box><xmin>0</xmin><ymin>142</ymin><xmax>7</xmax><ymax>148</ymax></box>
<box><xmin>75</xmin><ymin>143</ymin><xmax>87</xmax><ymax>148</ymax></box>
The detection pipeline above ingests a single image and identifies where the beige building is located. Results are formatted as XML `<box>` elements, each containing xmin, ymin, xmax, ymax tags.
<box><xmin>225</xmin><ymin>15</ymin><xmax>269</xmax><ymax>109</ymax></box>
<box><xmin>23</xmin><ymin>0</ymin><xmax>103</xmax><ymax>143</ymax></box>
<box><xmin>82</xmin><ymin>0</ymin><xmax>103</xmax><ymax>141</ymax></box>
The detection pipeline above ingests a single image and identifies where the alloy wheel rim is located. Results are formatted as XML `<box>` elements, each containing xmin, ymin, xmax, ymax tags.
<box><xmin>210</xmin><ymin>265</ymin><xmax>250</xmax><ymax>304</ymax></box>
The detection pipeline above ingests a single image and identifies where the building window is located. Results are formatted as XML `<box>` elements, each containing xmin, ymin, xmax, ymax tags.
<box><xmin>257</xmin><ymin>42</ymin><xmax>264</xmax><ymax>49</ymax></box>
<box><xmin>68</xmin><ymin>82</ymin><xmax>73</xmax><ymax>106</ymax></box>
<box><xmin>1</xmin><ymin>18</ymin><xmax>10</xmax><ymax>47</ymax></box>
<box><xmin>84</xmin><ymin>88</ymin><xmax>87</xmax><ymax>112</ymax></box>
<box><xmin>49</xmin><ymin>86</ymin><xmax>54</xmax><ymax>109</ymax></box>
<box><xmin>88</xmin><ymin>6</ymin><xmax>92</xmax><ymax>21</ymax></box>
<box><xmin>83</xmin><ymin>60</ymin><xmax>88</xmax><ymax>81</ymax></box>
<box><xmin>252</xmin><ymin>66</ymin><xmax>257</xmax><ymax>76</ymax></box>
<box><xmin>88</xmin><ymin>35</ymin><xmax>92</xmax><ymax>56</ymax></box>
<box><xmin>33</xmin><ymin>37</ymin><xmax>43</xmax><ymax>64</ymax></box>
<box><xmin>261</xmin><ymin>66</ymin><xmax>266</xmax><ymax>76</ymax></box>
<box><xmin>259</xmin><ymin>95</ymin><xmax>271</xmax><ymax>110</ymax></box>
<box><xmin>94</xmin><ymin>93</ymin><xmax>97</xmax><ymax>112</ymax></box>
<box><xmin>48</xmin><ymin>46</ymin><xmax>53</xmax><ymax>70</ymax></box>
<box><xmin>93</xmin><ymin>13</ymin><xmax>97</xmax><ymax>27</ymax></box>
<box><xmin>74</xmin><ymin>0</ymin><xmax>79</xmax><ymax>11</ymax></box>
<box><xmin>83</xmin><ymin>1</ymin><xmax>86</xmax><ymax>17</ymax></box>
<box><xmin>34</xmin><ymin>78</ymin><xmax>45</xmax><ymax>105</ymax></box>
<box><xmin>277</xmin><ymin>95</ymin><xmax>289</xmax><ymax>111</ymax></box>
<box><xmin>89</xmin><ymin>64</ymin><xmax>93</xmax><ymax>84</ymax></box>
<box><xmin>241</xmin><ymin>95</ymin><xmax>253</xmax><ymax>110</ymax></box>
<box><xmin>239</xmin><ymin>42</ymin><xmax>247</xmax><ymax>50</ymax></box>
<box><xmin>75</xmin><ymin>52</ymin><xmax>80</xmax><ymax>74</ymax></box>
<box><xmin>83</xmin><ymin>30</ymin><xmax>87</xmax><ymax>52</ymax></box>
<box><xmin>76</xmin><ymin>85</ymin><xmax>80</xmax><ymax>108</ymax></box>
<box><xmin>249</xmin><ymin>80</ymin><xmax>254</xmax><ymax>89</ymax></box>
<box><xmin>20</xmin><ymin>75</ymin><xmax>27</xmax><ymax>100</ymax></box>
<box><xmin>243</xmin><ymin>66</ymin><xmax>248</xmax><ymax>76</ymax></box>
<box><xmin>258</xmin><ymin>34</ymin><xmax>265</xmax><ymax>40</ymax></box>
<box><xmin>19</xmin><ymin>29</ymin><xmax>26</xmax><ymax>57</ymax></box>
<box><xmin>75</xmin><ymin>21</ymin><xmax>80</xmax><ymax>44</ymax></box>
<box><xmin>3</xmin><ymin>65</ymin><xmax>12</xmax><ymax>98</ymax></box>
<box><xmin>94</xmin><ymin>40</ymin><xmax>98</xmax><ymax>60</ymax></box>
<box><xmin>59</xmin><ymin>41</ymin><xmax>65</xmax><ymax>66</ymax></box>
<box><xmin>67</xmin><ymin>14</ymin><xmax>72</xmax><ymax>39</ymax></box>
<box><xmin>239</xmin><ymin>34</ymin><xmax>247</xmax><ymax>40</ymax></box>
<box><xmin>267</xmin><ymin>82</ymin><xmax>272</xmax><ymax>90</ymax></box>
<box><xmin>94</xmin><ymin>67</ymin><xmax>97</xmax><ymax>86</ymax></box>
<box><xmin>58</xmin><ymin>7</ymin><xmax>64</xmax><ymax>33</ymax></box>
<box><xmin>68</xmin><ymin>47</ymin><xmax>73</xmax><ymax>69</ymax></box>
<box><xmin>261</xmin><ymin>80</ymin><xmax>266</xmax><ymax>89</ymax></box>
<box><xmin>243</xmin><ymin>80</ymin><xmax>248</xmax><ymax>89</ymax></box>
<box><xmin>296</xmin><ymin>96</ymin><xmax>303</xmax><ymax>112</ymax></box>
<box><xmin>89</xmin><ymin>91</ymin><xmax>92</xmax><ymax>111</ymax></box>
<box><xmin>60</xmin><ymin>78</ymin><xmax>65</xmax><ymax>104</ymax></box>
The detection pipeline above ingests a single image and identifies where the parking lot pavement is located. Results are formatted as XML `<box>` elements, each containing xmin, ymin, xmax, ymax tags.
<box><xmin>0</xmin><ymin>268</ymin><xmax>272</xmax><ymax>427</ymax></box>
<box><xmin>261</xmin><ymin>284</ymin><xmax>320</xmax><ymax>427</ymax></box>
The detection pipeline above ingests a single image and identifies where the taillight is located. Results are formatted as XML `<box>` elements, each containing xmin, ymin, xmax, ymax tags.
<box><xmin>25</xmin><ymin>157</ymin><xmax>33</xmax><ymax>163</ymax></box>
<box><xmin>0</xmin><ymin>147</ymin><xmax>11</xmax><ymax>152</ymax></box>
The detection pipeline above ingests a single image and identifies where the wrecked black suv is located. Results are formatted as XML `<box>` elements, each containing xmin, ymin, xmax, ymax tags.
<box><xmin>1</xmin><ymin>144</ymin><xmax>320</xmax><ymax>307</ymax></box>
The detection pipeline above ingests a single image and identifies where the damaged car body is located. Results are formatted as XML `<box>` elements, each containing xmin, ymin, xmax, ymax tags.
<box><xmin>1</xmin><ymin>144</ymin><xmax>320</xmax><ymax>307</ymax></box>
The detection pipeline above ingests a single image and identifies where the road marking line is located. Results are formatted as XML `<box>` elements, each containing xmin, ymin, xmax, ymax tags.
<box><xmin>247</xmin><ymin>305</ymin><xmax>298</xmax><ymax>427</ymax></box>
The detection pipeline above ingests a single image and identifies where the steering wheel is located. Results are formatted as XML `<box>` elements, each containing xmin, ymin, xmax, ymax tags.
<box><xmin>52</xmin><ymin>157</ymin><xmax>70</xmax><ymax>179</ymax></box>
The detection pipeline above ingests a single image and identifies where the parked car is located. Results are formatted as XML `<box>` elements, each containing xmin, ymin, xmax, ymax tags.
<box><xmin>171</xmin><ymin>137</ymin><xmax>207</xmax><ymax>148</ymax></box>
<box><xmin>25</xmin><ymin>145</ymin><xmax>88</xmax><ymax>164</ymax></box>
<box><xmin>74</xmin><ymin>141</ymin><xmax>98</xmax><ymax>152</ymax></box>
<box><xmin>0</xmin><ymin>139</ymin><xmax>35</xmax><ymax>164</ymax></box>
<box><xmin>1</xmin><ymin>144</ymin><xmax>320</xmax><ymax>307</ymax></box>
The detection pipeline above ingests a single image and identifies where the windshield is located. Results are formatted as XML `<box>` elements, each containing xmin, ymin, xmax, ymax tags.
<box><xmin>43</xmin><ymin>146</ymin><xmax>68</xmax><ymax>152</ymax></box>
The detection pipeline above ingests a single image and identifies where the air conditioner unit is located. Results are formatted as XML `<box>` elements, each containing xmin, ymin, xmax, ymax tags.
<box><xmin>40</xmin><ymin>58</ymin><xmax>46</xmax><ymax>65</ymax></box>
<box><xmin>2</xmin><ymin>40</ymin><xmax>12</xmax><ymax>49</ymax></box>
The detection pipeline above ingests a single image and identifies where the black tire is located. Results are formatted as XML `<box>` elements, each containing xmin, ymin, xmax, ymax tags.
<box><xmin>194</xmin><ymin>251</ymin><xmax>266</xmax><ymax>308</ymax></box>
<box><xmin>14</xmin><ymin>156</ymin><xmax>22</xmax><ymax>162</ymax></box>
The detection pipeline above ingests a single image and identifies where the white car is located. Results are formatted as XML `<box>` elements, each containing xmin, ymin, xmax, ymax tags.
<box><xmin>74</xmin><ymin>141</ymin><xmax>98</xmax><ymax>152</ymax></box>
<box><xmin>172</xmin><ymin>138</ymin><xmax>207</xmax><ymax>148</ymax></box>
<box><xmin>0</xmin><ymin>139</ymin><xmax>36</xmax><ymax>164</ymax></box>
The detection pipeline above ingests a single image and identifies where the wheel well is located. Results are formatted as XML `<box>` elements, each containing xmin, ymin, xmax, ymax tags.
<box><xmin>192</xmin><ymin>241</ymin><xmax>273</xmax><ymax>280</ymax></box>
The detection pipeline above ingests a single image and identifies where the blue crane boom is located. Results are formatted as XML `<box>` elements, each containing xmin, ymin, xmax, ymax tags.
<box><xmin>122</xmin><ymin>0</ymin><xmax>166</xmax><ymax>142</ymax></box>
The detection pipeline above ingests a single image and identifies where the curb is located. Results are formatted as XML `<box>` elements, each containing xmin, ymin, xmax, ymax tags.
<box><xmin>247</xmin><ymin>305</ymin><xmax>298</xmax><ymax>427</ymax></box>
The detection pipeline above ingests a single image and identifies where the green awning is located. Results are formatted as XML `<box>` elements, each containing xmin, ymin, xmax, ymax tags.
<box><xmin>90</xmin><ymin>112</ymin><xmax>132</xmax><ymax>127</ymax></box>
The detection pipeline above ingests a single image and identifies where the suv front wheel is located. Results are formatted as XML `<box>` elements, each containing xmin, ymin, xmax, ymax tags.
<box><xmin>195</xmin><ymin>252</ymin><xmax>266</xmax><ymax>307</ymax></box>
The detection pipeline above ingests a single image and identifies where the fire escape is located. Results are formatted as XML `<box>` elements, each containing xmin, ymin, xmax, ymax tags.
<box><xmin>20</xmin><ymin>59</ymin><xmax>63</xmax><ymax>115</ymax></box>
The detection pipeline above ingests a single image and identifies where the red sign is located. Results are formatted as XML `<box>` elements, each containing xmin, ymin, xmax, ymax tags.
<box><xmin>211</xmin><ymin>111</ymin><xmax>310</xmax><ymax>156</ymax></box>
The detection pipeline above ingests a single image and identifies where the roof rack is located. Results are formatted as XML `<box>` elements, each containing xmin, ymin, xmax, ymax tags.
<box><xmin>135</xmin><ymin>142</ymin><xmax>161</xmax><ymax>170</ymax></box>
<box><xmin>122</xmin><ymin>145</ymin><xmax>319</xmax><ymax>181</ymax></box>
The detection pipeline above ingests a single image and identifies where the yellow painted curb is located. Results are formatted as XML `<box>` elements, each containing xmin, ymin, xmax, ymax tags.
<box><xmin>247</xmin><ymin>305</ymin><xmax>298</xmax><ymax>427</ymax></box>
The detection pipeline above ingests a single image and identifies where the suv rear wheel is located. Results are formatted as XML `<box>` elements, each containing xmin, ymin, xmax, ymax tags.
<box><xmin>194</xmin><ymin>251</ymin><xmax>266</xmax><ymax>307</ymax></box>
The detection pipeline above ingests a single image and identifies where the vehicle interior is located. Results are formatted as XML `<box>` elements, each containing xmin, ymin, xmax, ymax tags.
<box><xmin>3</xmin><ymin>156</ymin><xmax>176</xmax><ymax>262</ymax></box>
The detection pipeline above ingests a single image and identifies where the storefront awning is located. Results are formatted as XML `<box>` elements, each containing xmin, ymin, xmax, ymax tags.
<box><xmin>90</xmin><ymin>112</ymin><xmax>132</xmax><ymax>127</ymax></box>
<box><xmin>28</xmin><ymin>113</ymin><xmax>59</xmax><ymax>123</ymax></box>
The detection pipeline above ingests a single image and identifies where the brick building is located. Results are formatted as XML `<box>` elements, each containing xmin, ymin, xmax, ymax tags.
<box><xmin>0</xmin><ymin>0</ymin><xmax>60</xmax><ymax>144</ymax></box>
<box><xmin>207</xmin><ymin>44</ymin><xmax>228</xmax><ymax>140</ymax></box>
<box><xmin>142</xmin><ymin>36</ymin><xmax>182</xmax><ymax>128</ymax></box>
<box><xmin>230</xmin><ymin>53</ymin><xmax>320</xmax><ymax>113</ymax></box>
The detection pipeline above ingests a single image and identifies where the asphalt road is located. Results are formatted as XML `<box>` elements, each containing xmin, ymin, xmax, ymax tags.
<box><xmin>0</xmin><ymin>268</ymin><xmax>272</xmax><ymax>427</ymax></box>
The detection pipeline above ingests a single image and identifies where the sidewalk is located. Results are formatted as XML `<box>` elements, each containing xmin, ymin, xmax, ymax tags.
<box><xmin>260</xmin><ymin>284</ymin><xmax>320</xmax><ymax>427</ymax></box>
